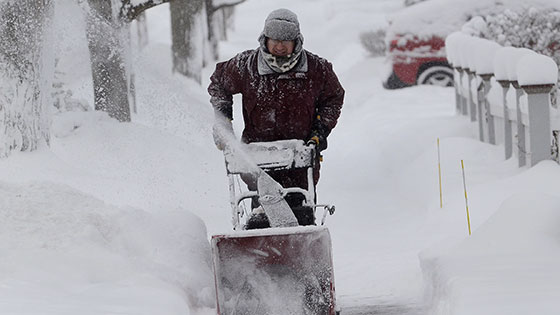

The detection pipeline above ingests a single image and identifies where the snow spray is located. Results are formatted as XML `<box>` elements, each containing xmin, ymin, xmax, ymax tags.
<box><xmin>214</xmin><ymin>119</ymin><xmax>298</xmax><ymax>227</ymax></box>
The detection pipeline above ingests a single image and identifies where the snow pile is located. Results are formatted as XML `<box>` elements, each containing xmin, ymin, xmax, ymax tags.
<box><xmin>472</xmin><ymin>38</ymin><xmax>502</xmax><ymax>75</ymax></box>
<box><xmin>493</xmin><ymin>47</ymin><xmax>521</xmax><ymax>81</ymax></box>
<box><xmin>420</xmin><ymin>163</ymin><xmax>560</xmax><ymax>314</ymax></box>
<box><xmin>0</xmin><ymin>2</ymin><xmax>224</xmax><ymax>313</ymax></box>
<box><xmin>460</xmin><ymin>16</ymin><xmax>487</xmax><ymax>37</ymax></box>
<box><xmin>447</xmin><ymin>34</ymin><xmax>501</xmax><ymax>75</ymax></box>
<box><xmin>444</xmin><ymin>32</ymin><xmax>462</xmax><ymax>67</ymax></box>
<box><xmin>445</xmin><ymin>32</ymin><xmax>476</xmax><ymax>70</ymax></box>
<box><xmin>493</xmin><ymin>47</ymin><xmax>536</xmax><ymax>82</ymax></box>
<box><xmin>517</xmin><ymin>53</ymin><xmax>559</xmax><ymax>86</ymax></box>
<box><xmin>455</xmin><ymin>36</ymin><xmax>472</xmax><ymax>70</ymax></box>
<box><xmin>394</xmin><ymin>131</ymin><xmax>560</xmax><ymax>314</ymax></box>
<box><xmin>0</xmin><ymin>180</ymin><xmax>213</xmax><ymax>314</ymax></box>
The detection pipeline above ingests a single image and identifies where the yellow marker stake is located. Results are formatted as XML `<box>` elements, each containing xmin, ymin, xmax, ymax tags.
<box><xmin>461</xmin><ymin>160</ymin><xmax>472</xmax><ymax>236</ymax></box>
<box><xmin>437</xmin><ymin>138</ymin><xmax>443</xmax><ymax>208</ymax></box>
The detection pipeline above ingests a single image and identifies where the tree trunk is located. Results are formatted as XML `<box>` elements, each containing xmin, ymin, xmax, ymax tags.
<box><xmin>217</xmin><ymin>3</ymin><xmax>238</xmax><ymax>37</ymax></box>
<box><xmin>170</xmin><ymin>0</ymin><xmax>206</xmax><ymax>83</ymax></box>
<box><xmin>122</xmin><ymin>23</ymin><xmax>137</xmax><ymax>114</ymax></box>
<box><xmin>204</xmin><ymin>1</ymin><xmax>243</xmax><ymax>62</ymax></box>
<box><xmin>205</xmin><ymin>0</ymin><xmax>219</xmax><ymax>61</ymax></box>
<box><xmin>218</xmin><ymin>8</ymin><xmax>228</xmax><ymax>40</ymax></box>
<box><xmin>136</xmin><ymin>12</ymin><xmax>149</xmax><ymax>50</ymax></box>
<box><xmin>0</xmin><ymin>0</ymin><xmax>54</xmax><ymax>158</ymax></box>
<box><xmin>86</xmin><ymin>0</ymin><xmax>131</xmax><ymax>122</ymax></box>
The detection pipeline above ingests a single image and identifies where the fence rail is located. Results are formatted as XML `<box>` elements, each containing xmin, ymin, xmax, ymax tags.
<box><xmin>446</xmin><ymin>32</ymin><xmax>559</xmax><ymax>167</ymax></box>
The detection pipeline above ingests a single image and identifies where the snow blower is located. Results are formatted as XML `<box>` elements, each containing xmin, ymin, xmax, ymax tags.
<box><xmin>211</xmin><ymin>139</ymin><xmax>338</xmax><ymax>315</ymax></box>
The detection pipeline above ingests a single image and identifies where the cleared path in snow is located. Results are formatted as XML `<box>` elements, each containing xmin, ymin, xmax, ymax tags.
<box><xmin>320</xmin><ymin>57</ymin><xmax>459</xmax><ymax>312</ymax></box>
<box><xmin>209</xmin><ymin>1</ymin><xmax>465</xmax><ymax>312</ymax></box>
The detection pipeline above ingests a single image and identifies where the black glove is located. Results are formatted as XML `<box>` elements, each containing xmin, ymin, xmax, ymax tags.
<box><xmin>307</xmin><ymin>118</ymin><xmax>330</xmax><ymax>152</ymax></box>
<box><xmin>307</xmin><ymin>132</ymin><xmax>327</xmax><ymax>152</ymax></box>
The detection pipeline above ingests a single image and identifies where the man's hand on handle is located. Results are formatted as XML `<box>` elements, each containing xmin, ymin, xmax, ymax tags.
<box><xmin>307</xmin><ymin>116</ymin><xmax>330</xmax><ymax>152</ymax></box>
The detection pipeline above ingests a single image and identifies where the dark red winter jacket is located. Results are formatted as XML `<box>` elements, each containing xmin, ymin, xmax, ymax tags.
<box><xmin>208</xmin><ymin>49</ymin><xmax>345</xmax><ymax>144</ymax></box>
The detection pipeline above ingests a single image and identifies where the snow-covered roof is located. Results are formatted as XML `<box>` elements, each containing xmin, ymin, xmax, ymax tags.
<box><xmin>387</xmin><ymin>0</ymin><xmax>560</xmax><ymax>38</ymax></box>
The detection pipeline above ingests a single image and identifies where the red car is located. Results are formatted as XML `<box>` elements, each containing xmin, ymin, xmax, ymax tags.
<box><xmin>382</xmin><ymin>0</ymin><xmax>542</xmax><ymax>89</ymax></box>
<box><xmin>383</xmin><ymin>34</ymin><xmax>453</xmax><ymax>89</ymax></box>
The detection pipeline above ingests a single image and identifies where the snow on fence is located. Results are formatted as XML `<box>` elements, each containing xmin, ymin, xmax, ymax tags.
<box><xmin>446</xmin><ymin>32</ymin><xmax>559</xmax><ymax>167</ymax></box>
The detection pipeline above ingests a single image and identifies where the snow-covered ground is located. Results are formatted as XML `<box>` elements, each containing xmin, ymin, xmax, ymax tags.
<box><xmin>2</xmin><ymin>0</ymin><xmax>560</xmax><ymax>314</ymax></box>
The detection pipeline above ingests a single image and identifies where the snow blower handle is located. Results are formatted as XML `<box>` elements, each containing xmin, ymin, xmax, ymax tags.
<box><xmin>319</xmin><ymin>205</ymin><xmax>336</xmax><ymax>225</ymax></box>
<box><xmin>306</xmin><ymin>137</ymin><xmax>318</xmax><ymax>149</ymax></box>
<box><xmin>306</xmin><ymin>139</ymin><xmax>320</xmax><ymax>163</ymax></box>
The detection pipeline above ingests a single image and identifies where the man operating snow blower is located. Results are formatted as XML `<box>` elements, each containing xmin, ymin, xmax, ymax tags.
<box><xmin>208</xmin><ymin>9</ymin><xmax>345</xmax><ymax>314</ymax></box>
<box><xmin>208</xmin><ymin>8</ymin><xmax>345</xmax><ymax>229</ymax></box>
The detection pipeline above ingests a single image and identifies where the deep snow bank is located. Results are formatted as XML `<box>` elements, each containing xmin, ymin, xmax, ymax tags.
<box><xmin>0</xmin><ymin>180</ymin><xmax>213</xmax><ymax>313</ymax></box>
<box><xmin>420</xmin><ymin>162</ymin><xmax>560</xmax><ymax>314</ymax></box>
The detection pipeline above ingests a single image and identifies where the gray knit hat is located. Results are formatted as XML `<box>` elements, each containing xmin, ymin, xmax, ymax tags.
<box><xmin>263</xmin><ymin>9</ymin><xmax>300</xmax><ymax>41</ymax></box>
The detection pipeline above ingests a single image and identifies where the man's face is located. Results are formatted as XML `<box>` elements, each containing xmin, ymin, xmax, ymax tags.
<box><xmin>266</xmin><ymin>38</ymin><xmax>295</xmax><ymax>57</ymax></box>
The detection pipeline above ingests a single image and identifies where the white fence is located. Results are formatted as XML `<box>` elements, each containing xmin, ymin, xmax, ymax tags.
<box><xmin>446</xmin><ymin>32</ymin><xmax>559</xmax><ymax>167</ymax></box>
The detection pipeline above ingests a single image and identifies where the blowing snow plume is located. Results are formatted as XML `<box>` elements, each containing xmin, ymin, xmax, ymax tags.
<box><xmin>212</xmin><ymin>115</ymin><xmax>298</xmax><ymax>228</ymax></box>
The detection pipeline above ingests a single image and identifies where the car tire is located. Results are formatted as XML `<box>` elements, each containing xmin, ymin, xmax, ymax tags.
<box><xmin>383</xmin><ymin>71</ymin><xmax>411</xmax><ymax>89</ymax></box>
<box><xmin>417</xmin><ymin>66</ymin><xmax>454</xmax><ymax>87</ymax></box>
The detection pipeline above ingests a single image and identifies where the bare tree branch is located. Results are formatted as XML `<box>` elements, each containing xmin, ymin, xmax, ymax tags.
<box><xmin>120</xmin><ymin>0</ymin><xmax>171</xmax><ymax>22</ymax></box>
<box><xmin>208</xmin><ymin>0</ymin><xmax>245</xmax><ymax>15</ymax></box>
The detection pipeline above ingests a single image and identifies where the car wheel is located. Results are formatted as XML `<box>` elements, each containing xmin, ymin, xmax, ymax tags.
<box><xmin>383</xmin><ymin>71</ymin><xmax>411</xmax><ymax>89</ymax></box>
<box><xmin>417</xmin><ymin>66</ymin><xmax>454</xmax><ymax>87</ymax></box>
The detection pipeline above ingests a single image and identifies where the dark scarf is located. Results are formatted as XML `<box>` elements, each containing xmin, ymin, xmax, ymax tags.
<box><xmin>257</xmin><ymin>33</ymin><xmax>307</xmax><ymax>75</ymax></box>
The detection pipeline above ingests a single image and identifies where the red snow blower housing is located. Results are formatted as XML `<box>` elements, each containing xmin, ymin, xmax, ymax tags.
<box><xmin>211</xmin><ymin>139</ymin><xmax>338</xmax><ymax>315</ymax></box>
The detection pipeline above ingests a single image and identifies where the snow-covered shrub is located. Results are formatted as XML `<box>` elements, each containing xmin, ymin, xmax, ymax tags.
<box><xmin>461</xmin><ymin>16</ymin><xmax>487</xmax><ymax>37</ymax></box>
<box><xmin>475</xmin><ymin>8</ymin><xmax>560</xmax><ymax>110</ymax></box>
<box><xmin>359</xmin><ymin>29</ymin><xmax>386</xmax><ymax>57</ymax></box>
<box><xmin>481</xmin><ymin>8</ymin><xmax>560</xmax><ymax>70</ymax></box>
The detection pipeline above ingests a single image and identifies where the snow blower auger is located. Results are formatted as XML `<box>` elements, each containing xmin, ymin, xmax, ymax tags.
<box><xmin>211</xmin><ymin>139</ymin><xmax>339</xmax><ymax>315</ymax></box>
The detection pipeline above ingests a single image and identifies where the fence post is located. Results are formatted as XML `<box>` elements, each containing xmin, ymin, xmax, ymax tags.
<box><xmin>475</xmin><ymin>76</ymin><xmax>485</xmax><ymax>141</ymax></box>
<box><xmin>480</xmin><ymin>74</ymin><xmax>496</xmax><ymax>144</ymax></box>
<box><xmin>461</xmin><ymin>69</ymin><xmax>469</xmax><ymax>116</ymax></box>
<box><xmin>457</xmin><ymin>68</ymin><xmax>468</xmax><ymax>115</ymax></box>
<box><xmin>467</xmin><ymin>70</ymin><xmax>477</xmax><ymax>122</ymax></box>
<box><xmin>512</xmin><ymin>81</ymin><xmax>527</xmax><ymax>167</ymax></box>
<box><xmin>520</xmin><ymin>84</ymin><xmax>554</xmax><ymax>166</ymax></box>
<box><xmin>498</xmin><ymin>80</ymin><xmax>512</xmax><ymax>158</ymax></box>
<box><xmin>454</xmin><ymin>69</ymin><xmax>461</xmax><ymax>113</ymax></box>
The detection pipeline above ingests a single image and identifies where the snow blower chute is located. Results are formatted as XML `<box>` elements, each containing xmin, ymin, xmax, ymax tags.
<box><xmin>211</xmin><ymin>139</ymin><xmax>338</xmax><ymax>315</ymax></box>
